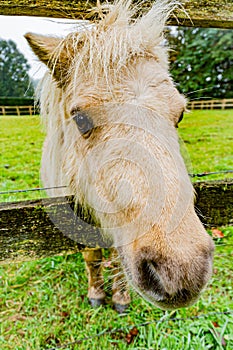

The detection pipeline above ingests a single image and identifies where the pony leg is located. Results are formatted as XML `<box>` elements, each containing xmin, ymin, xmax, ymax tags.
<box><xmin>110</xmin><ymin>248</ymin><xmax>131</xmax><ymax>313</ymax></box>
<box><xmin>82</xmin><ymin>248</ymin><xmax>106</xmax><ymax>307</ymax></box>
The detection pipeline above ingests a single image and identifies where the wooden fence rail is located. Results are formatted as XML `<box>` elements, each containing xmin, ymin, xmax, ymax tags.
<box><xmin>188</xmin><ymin>99</ymin><xmax>233</xmax><ymax>110</ymax></box>
<box><xmin>1</xmin><ymin>100</ymin><xmax>232</xmax><ymax>115</ymax></box>
<box><xmin>0</xmin><ymin>181</ymin><xmax>232</xmax><ymax>264</ymax></box>
<box><xmin>0</xmin><ymin>0</ymin><xmax>233</xmax><ymax>29</ymax></box>
<box><xmin>0</xmin><ymin>105</ymin><xmax>36</xmax><ymax>116</ymax></box>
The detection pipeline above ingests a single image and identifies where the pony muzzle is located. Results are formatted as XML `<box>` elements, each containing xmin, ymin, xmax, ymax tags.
<box><xmin>130</xmin><ymin>244</ymin><xmax>214</xmax><ymax>310</ymax></box>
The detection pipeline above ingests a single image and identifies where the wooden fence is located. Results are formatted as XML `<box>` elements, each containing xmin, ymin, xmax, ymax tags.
<box><xmin>0</xmin><ymin>180</ymin><xmax>232</xmax><ymax>264</ymax></box>
<box><xmin>1</xmin><ymin>99</ymin><xmax>232</xmax><ymax>115</ymax></box>
<box><xmin>1</xmin><ymin>0</ymin><xmax>233</xmax><ymax>28</ymax></box>
<box><xmin>0</xmin><ymin>105</ymin><xmax>35</xmax><ymax>116</ymax></box>
<box><xmin>0</xmin><ymin>0</ymin><xmax>233</xmax><ymax>264</ymax></box>
<box><xmin>188</xmin><ymin>99</ymin><xmax>233</xmax><ymax>110</ymax></box>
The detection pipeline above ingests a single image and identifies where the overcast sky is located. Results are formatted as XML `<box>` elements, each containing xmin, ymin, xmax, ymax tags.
<box><xmin>0</xmin><ymin>16</ymin><xmax>84</xmax><ymax>79</ymax></box>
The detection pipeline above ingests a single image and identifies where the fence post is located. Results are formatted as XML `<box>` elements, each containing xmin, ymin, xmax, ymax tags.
<box><xmin>16</xmin><ymin>106</ymin><xmax>20</xmax><ymax>116</ymax></box>
<box><xmin>222</xmin><ymin>99</ymin><xmax>226</xmax><ymax>110</ymax></box>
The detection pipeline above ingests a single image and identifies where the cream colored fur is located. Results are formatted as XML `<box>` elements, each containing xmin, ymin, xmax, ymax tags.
<box><xmin>25</xmin><ymin>0</ymin><xmax>214</xmax><ymax>310</ymax></box>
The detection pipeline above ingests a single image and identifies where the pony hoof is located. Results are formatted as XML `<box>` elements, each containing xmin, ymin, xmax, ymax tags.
<box><xmin>89</xmin><ymin>298</ymin><xmax>105</xmax><ymax>308</ymax></box>
<box><xmin>114</xmin><ymin>303</ymin><xmax>130</xmax><ymax>314</ymax></box>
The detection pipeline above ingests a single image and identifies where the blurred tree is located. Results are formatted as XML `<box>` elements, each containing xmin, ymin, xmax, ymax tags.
<box><xmin>167</xmin><ymin>28</ymin><xmax>233</xmax><ymax>99</ymax></box>
<box><xmin>0</xmin><ymin>38</ymin><xmax>34</xmax><ymax>97</ymax></box>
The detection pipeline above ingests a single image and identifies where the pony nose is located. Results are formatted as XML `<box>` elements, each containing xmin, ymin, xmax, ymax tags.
<box><xmin>137</xmin><ymin>248</ymin><xmax>213</xmax><ymax>309</ymax></box>
<box><xmin>138</xmin><ymin>259</ymin><xmax>196</xmax><ymax>308</ymax></box>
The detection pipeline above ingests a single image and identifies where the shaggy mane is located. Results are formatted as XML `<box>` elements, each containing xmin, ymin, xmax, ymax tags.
<box><xmin>37</xmin><ymin>0</ymin><xmax>180</xmax><ymax>129</ymax></box>
<box><xmin>57</xmin><ymin>0</ymin><xmax>180</xmax><ymax>87</ymax></box>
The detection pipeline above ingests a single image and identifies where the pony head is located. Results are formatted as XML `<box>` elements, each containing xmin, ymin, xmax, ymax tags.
<box><xmin>25</xmin><ymin>0</ymin><xmax>214</xmax><ymax>309</ymax></box>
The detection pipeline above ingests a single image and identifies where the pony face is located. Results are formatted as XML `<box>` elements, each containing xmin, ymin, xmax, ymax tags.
<box><xmin>25</xmin><ymin>0</ymin><xmax>214</xmax><ymax>310</ymax></box>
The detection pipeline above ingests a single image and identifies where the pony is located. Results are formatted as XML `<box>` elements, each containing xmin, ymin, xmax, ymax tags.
<box><xmin>25</xmin><ymin>0</ymin><xmax>214</xmax><ymax>312</ymax></box>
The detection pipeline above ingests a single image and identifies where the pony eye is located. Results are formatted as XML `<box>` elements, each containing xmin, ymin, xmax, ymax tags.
<box><xmin>73</xmin><ymin>111</ymin><xmax>94</xmax><ymax>138</ymax></box>
<box><xmin>178</xmin><ymin>112</ymin><xmax>184</xmax><ymax>124</ymax></box>
<box><xmin>176</xmin><ymin>112</ymin><xmax>184</xmax><ymax>128</ymax></box>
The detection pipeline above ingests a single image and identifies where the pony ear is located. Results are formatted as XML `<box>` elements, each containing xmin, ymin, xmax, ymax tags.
<box><xmin>25</xmin><ymin>33</ymin><xmax>70</xmax><ymax>85</ymax></box>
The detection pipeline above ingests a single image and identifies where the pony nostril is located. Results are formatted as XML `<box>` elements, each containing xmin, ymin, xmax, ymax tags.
<box><xmin>139</xmin><ymin>260</ymin><xmax>165</xmax><ymax>299</ymax></box>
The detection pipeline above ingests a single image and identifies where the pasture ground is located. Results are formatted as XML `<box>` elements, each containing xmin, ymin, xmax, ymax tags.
<box><xmin>0</xmin><ymin>110</ymin><xmax>233</xmax><ymax>349</ymax></box>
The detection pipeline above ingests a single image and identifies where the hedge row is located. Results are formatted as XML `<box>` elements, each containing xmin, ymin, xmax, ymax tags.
<box><xmin>0</xmin><ymin>97</ymin><xmax>35</xmax><ymax>106</ymax></box>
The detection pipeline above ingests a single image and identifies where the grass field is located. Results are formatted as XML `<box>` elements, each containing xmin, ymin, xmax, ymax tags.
<box><xmin>178</xmin><ymin>110</ymin><xmax>233</xmax><ymax>179</ymax></box>
<box><xmin>0</xmin><ymin>110</ymin><xmax>233</xmax><ymax>349</ymax></box>
<box><xmin>0</xmin><ymin>115</ymin><xmax>44</xmax><ymax>202</ymax></box>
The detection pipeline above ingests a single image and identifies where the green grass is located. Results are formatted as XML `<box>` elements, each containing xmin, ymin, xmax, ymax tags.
<box><xmin>0</xmin><ymin>230</ymin><xmax>233</xmax><ymax>350</ymax></box>
<box><xmin>178</xmin><ymin>109</ymin><xmax>233</xmax><ymax>181</ymax></box>
<box><xmin>0</xmin><ymin>115</ymin><xmax>45</xmax><ymax>202</ymax></box>
<box><xmin>0</xmin><ymin>111</ymin><xmax>233</xmax><ymax>349</ymax></box>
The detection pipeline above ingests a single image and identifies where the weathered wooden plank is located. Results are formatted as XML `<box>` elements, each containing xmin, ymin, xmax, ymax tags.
<box><xmin>194</xmin><ymin>180</ymin><xmax>233</xmax><ymax>228</ymax></box>
<box><xmin>0</xmin><ymin>181</ymin><xmax>232</xmax><ymax>263</ymax></box>
<box><xmin>0</xmin><ymin>0</ymin><xmax>232</xmax><ymax>29</ymax></box>
<box><xmin>0</xmin><ymin>196</ymin><xmax>112</xmax><ymax>264</ymax></box>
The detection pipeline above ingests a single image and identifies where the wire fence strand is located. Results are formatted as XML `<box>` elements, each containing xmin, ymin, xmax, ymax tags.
<box><xmin>0</xmin><ymin>170</ymin><xmax>232</xmax><ymax>196</ymax></box>
<box><xmin>0</xmin><ymin>185</ymin><xmax>67</xmax><ymax>195</ymax></box>
<box><xmin>189</xmin><ymin>170</ymin><xmax>233</xmax><ymax>178</ymax></box>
